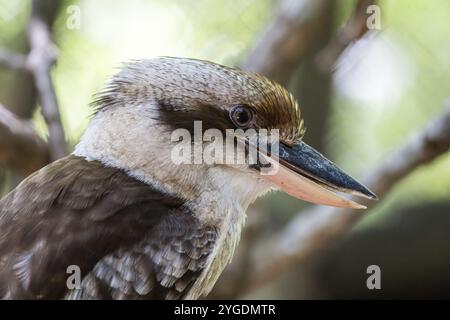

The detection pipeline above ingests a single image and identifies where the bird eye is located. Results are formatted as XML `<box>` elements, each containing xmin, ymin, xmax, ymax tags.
<box><xmin>230</xmin><ymin>105</ymin><xmax>254</xmax><ymax>128</ymax></box>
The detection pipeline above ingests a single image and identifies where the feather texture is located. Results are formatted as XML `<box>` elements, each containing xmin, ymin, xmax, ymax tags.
<box><xmin>0</xmin><ymin>155</ymin><xmax>217</xmax><ymax>299</ymax></box>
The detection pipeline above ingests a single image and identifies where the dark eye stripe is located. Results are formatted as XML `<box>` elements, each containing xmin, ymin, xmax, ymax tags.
<box><xmin>156</xmin><ymin>101</ymin><xmax>233</xmax><ymax>135</ymax></box>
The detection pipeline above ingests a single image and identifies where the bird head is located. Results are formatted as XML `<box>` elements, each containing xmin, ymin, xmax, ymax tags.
<box><xmin>75</xmin><ymin>57</ymin><xmax>376</xmax><ymax>211</ymax></box>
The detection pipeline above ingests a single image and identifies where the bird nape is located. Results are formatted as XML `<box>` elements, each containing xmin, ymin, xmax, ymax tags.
<box><xmin>0</xmin><ymin>57</ymin><xmax>376</xmax><ymax>300</ymax></box>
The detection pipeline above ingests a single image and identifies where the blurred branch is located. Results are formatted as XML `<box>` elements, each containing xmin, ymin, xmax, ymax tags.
<box><xmin>0</xmin><ymin>103</ymin><xmax>49</xmax><ymax>175</ymax></box>
<box><xmin>26</xmin><ymin>0</ymin><xmax>66</xmax><ymax>160</ymax></box>
<box><xmin>241</xmin><ymin>0</ymin><xmax>332</xmax><ymax>85</ymax></box>
<box><xmin>0</xmin><ymin>50</ymin><xmax>28</xmax><ymax>71</ymax></box>
<box><xmin>242</xmin><ymin>101</ymin><xmax>450</xmax><ymax>294</ymax></box>
<box><xmin>0</xmin><ymin>0</ymin><xmax>65</xmax><ymax>162</ymax></box>
<box><xmin>316</xmin><ymin>0</ymin><xmax>377</xmax><ymax>73</ymax></box>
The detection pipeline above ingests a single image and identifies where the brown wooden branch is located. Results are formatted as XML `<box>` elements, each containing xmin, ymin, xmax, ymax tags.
<box><xmin>26</xmin><ymin>0</ymin><xmax>66</xmax><ymax>160</ymax></box>
<box><xmin>241</xmin><ymin>101</ymin><xmax>450</xmax><ymax>294</ymax></box>
<box><xmin>241</xmin><ymin>0</ymin><xmax>332</xmax><ymax>85</ymax></box>
<box><xmin>316</xmin><ymin>0</ymin><xmax>377</xmax><ymax>73</ymax></box>
<box><xmin>0</xmin><ymin>103</ymin><xmax>49</xmax><ymax>175</ymax></box>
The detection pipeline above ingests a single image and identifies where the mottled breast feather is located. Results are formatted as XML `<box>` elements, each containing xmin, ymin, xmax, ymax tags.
<box><xmin>0</xmin><ymin>155</ymin><xmax>217</xmax><ymax>299</ymax></box>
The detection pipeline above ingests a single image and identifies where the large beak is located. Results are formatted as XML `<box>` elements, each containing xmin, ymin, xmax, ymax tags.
<box><xmin>262</xmin><ymin>141</ymin><xmax>377</xmax><ymax>209</ymax></box>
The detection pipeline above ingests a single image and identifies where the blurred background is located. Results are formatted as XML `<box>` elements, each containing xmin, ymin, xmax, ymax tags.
<box><xmin>0</xmin><ymin>0</ymin><xmax>449</xmax><ymax>299</ymax></box>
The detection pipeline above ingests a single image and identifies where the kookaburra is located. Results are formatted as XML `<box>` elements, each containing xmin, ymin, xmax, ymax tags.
<box><xmin>0</xmin><ymin>57</ymin><xmax>376</xmax><ymax>299</ymax></box>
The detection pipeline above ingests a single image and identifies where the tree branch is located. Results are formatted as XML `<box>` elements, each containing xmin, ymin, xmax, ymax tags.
<box><xmin>315</xmin><ymin>0</ymin><xmax>377</xmax><ymax>73</ymax></box>
<box><xmin>0</xmin><ymin>103</ymin><xmax>49</xmax><ymax>175</ymax></box>
<box><xmin>0</xmin><ymin>49</ymin><xmax>28</xmax><ymax>71</ymax></box>
<box><xmin>26</xmin><ymin>0</ymin><xmax>66</xmax><ymax>160</ymax></box>
<box><xmin>242</xmin><ymin>101</ymin><xmax>450</xmax><ymax>294</ymax></box>
<box><xmin>241</xmin><ymin>0</ymin><xmax>332</xmax><ymax>85</ymax></box>
<box><xmin>0</xmin><ymin>1</ymin><xmax>66</xmax><ymax>162</ymax></box>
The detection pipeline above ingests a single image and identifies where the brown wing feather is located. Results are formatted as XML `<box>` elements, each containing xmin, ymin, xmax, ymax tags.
<box><xmin>0</xmin><ymin>155</ymin><xmax>216</xmax><ymax>299</ymax></box>
<box><xmin>67</xmin><ymin>214</ymin><xmax>217</xmax><ymax>300</ymax></box>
